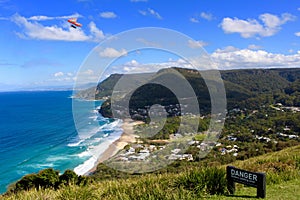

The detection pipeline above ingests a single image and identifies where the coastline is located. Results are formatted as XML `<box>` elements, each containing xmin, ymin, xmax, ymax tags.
<box><xmin>87</xmin><ymin>118</ymin><xmax>144</xmax><ymax>174</ymax></box>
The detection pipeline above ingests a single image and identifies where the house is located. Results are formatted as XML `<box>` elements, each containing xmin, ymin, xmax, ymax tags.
<box><xmin>215</xmin><ymin>142</ymin><xmax>222</xmax><ymax>147</ymax></box>
<box><xmin>171</xmin><ymin>148</ymin><xmax>181</xmax><ymax>154</ymax></box>
<box><xmin>227</xmin><ymin>135</ymin><xmax>237</xmax><ymax>141</ymax></box>
<box><xmin>180</xmin><ymin>154</ymin><xmax>193</xmax><ymax>161</ymax></box>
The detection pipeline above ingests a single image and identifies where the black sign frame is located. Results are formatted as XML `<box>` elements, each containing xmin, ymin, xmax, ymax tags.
<box><xmin>227</xmin><ymin>166</ymin><xmax>266</xmax><ymax>198</ymax></box>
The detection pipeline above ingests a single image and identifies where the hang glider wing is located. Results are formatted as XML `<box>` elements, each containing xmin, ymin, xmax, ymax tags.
<box><xmin>67</xmin><ymin>18</ymin><xmax>82</xmax><ymax>28</ymax></box>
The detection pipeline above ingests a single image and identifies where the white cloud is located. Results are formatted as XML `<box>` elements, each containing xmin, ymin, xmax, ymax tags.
<box><xmin>108</xmin><ymin>58</ymin><xmax>197</xmax><ymax>75</ymax></box>
<box><xmin>214</xmin><ymin>46</ymin><xmax>240</xmax><ymax>53</ymax></box>
<box><xmin>190</xmin><ymin>17</ymin><xmax>199</xmax><ymax>23</ymax></box>
<box><xmin>28</xmin><ymin>15</ymin><xmax>53</xmax><ymax>21</ymax></box>
<box><xmin>52</xmin><ymin>69</ymin><xmax>98</xmax><ymax>84</ymax></box>
<box><xmin>83</xmin><ymin>69</ymin><xmax>94</xmax><ymax>75</ymax></box>
<box><xmin>295</xmin><ymin>32</ymin><xmax>300</xmax><ymax>37</ymax></box>
<box><xmin>28</xmin><ymin>13</ymin><xmax>82</xmax><ymax>21</ymax></box>
<box><xmin>127</xmin><ymin>59</ymin><xmax>139</xmax><ymax>66</ymax></box>
<box><xmin>148</xmin><ymin>8</ymin><xmax>162</xmax><ymax>19</ymax></box>
<box><xmin>52</xmin><ymin>71</ymin><xmax>77</xmax><ymax>82</ymax></box>
<box><xmin>11</xmin><ymin>13</ymin><xmax>106</xmax><ymax>42</ymax></box>
<box><xmin>104</xmin><ymin>47</ymin><xmax>300</xmax><ymax>75</ymax></box>
<box><xmin>220</xmin><ymin>13</ymin><xmax>296</xmax><ymax>38</ymax></box>
<box><xmin>54</xmin><ymin>72</ymin><xmax>64</xmax><ymax>77</ymax></box>
<box><xmin>138</xmin><ymin>10</ymin><xmax>147</xmax><ymax>16</ymax></box>
<box><xmin>139</xmin><ymin>8</ymin><xmax>162</xmax><ymax>19</ymax></box>
<box><xmin>88</xmin><ymin>21</ymin><xmax>105</xmax><ymax>41</ymax></box>
<box><xmin>99</xmin><ymin>48</ymin><xmax>127</xmax><ymax>58</ymax></box>
<box><xmin>122</xmin><ymin>60</ymin><xmax>140</xmax><ymax>72</ymax></box>
<box><xmin>248</xmin><ymin>44</ymin><xmax>263</xmax><ymax>50</ymax></box>
<box><xmin>211</xmin><ymin>47</ymin><xmax>300</xmax><ymax>69</ymax></box>
<box><xmin>200</xmin><ymin>12</ymin><xmax>213</xmax><ymax>21</ymax></box>
<box><xmin>221</xmin><ymin>17</ymin><xmax>265</xmax><ymax>38</ymax></box>
<box><xmin>188</xmin><ymin>40</ymin><xmax>208</xmax><ymax>48</ymax></box>
<box><xmin>100</xmin><ymin>12</ymin><xmax>117</xmax><ymax>19</ymax></box>
<box><xmin>190</xmin><ymin>12</ymin><xmax>214</xmax><ymax>23</ymax></box>
<box><xmin>259</xmin><ymin>13</ymin><xmax>295</xmax><ymax>28</ymax></box>
<box><xmin>74</xmin><ymin>69</ymin><xmax>101</xmax><ymax>84</ymax></box>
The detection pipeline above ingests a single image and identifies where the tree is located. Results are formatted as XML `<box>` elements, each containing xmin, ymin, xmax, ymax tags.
<box><xmin>59</xmin><ymin>169</ymin><xmax>78</xmax><ymax>186</ymax></box>
<box><xmin>36</xmin><ymin>168</ymin><xmax>60</xmax><ymax>189</ymax></box>
<box><xmin>14</xmin><ymin>174</ymin><xmax>38</xmax><ymax>192</ymax></box>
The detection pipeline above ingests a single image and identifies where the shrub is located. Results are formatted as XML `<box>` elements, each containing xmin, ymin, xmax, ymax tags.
<box><xmin>124</xmin><ymin>144</ymin><xmax>131</xmax><ymax>151</ymax></box>
<box><xmin>7</xmin><ymin>168</ymin><xmax>83</xmax><ymax>194</ymax></box>
<box><xmin>13</xmin><ymin>174</ymin><xmax>38</xmax><ymax>192</ymax></box>
<box><xmin>202</xmin><ymin>167</ymin><xmax>228</xmax><ymax>195</ymax></box>
<box><xmin>59</xmin><ymin>170</ymin><xmax>78</xmax><ymax>186</ymax></box>
<box><xmin>174</xmin><ymin>167</ymin><xmax>228</xmax><ymax>196</ymax></box>
<box><xmin>36</xmin><ymin>168</ymin><xmax>60</xmax><ymax>189</ymax></box>
<box><xmin>174</xmin><ymin>169</ymin><xmax>206</xmax><ymax>195</ymax></box>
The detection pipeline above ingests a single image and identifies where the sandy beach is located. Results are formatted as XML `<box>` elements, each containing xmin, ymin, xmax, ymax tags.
<box><xmin>87</xmin><ymin>118</ymin><xmax>144</xmax><ymax>174</ymax></box>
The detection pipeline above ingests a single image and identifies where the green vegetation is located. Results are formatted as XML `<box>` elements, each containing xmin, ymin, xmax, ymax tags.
<box><xmin>2</xmin><ymin>145</ymin><xmax>300</xmax><ymax>199</ymax></box>
<box><xmin>97</xmin><ymin>67</ymin><xmax>300</xmax><ymax>118</ymax></box>
<box><xmin>3</xmin><ymin>67</ymin><xmax>300</xmax><ymax>198</ymax></box>
<box><xmin>134</xmin><ymin>116</ymin><xmax>210</xmax><ymax>140</ymax></box>
<box><xmin>6</xmin><ymin>168</ymin><xmax>90</xmax><ymax>194</ymax></box>
<box><xmin>174</xmin><ymin>167</ymin><xmax>228</xmax><ymax>195</ymax></box>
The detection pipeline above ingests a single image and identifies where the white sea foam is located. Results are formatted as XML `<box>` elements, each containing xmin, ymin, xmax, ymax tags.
<box><xmin>73</xmin><ymin>128</ymin><xmax>123</xmax><ymax>175</ymax></box>
<box><xmin>103</xmin><ymin>133</ymin><xmax>109</xmax><ymax>137</ymax></box>
<box><xmin>78</xmin><ymin>126</ymin><xmax>101</xmax><ymax>140</ymax></box>
<box><xmin>74</xmin><ymin>155</ymin><xmax>98</xmax><ymax>175</ymax></box>
<box><xmin>91</xmin><ymin>109</ymin><xmax>99</xmax><ymax>114</ymax></box>
<box><xmin>26</xmin><ymin>163</ymin><xmax>55</xmax><ymax>169</ymax></box>
<box><xmin>92</xmin><ymin>138</ymin><xmax>102</xmax><ymax>143</ymax></box>
<box><xmin>88</xmin><ymin>116</ymin><xmax>98</xmax><ymax>121</ymax></box>
<box><xmin>46</xmin><ymin>156</ymin><xmax>68</xmax><ymax>162</ymax></box>
<box><xmin>77</xmin><ymin>151</ymin><xmax>91</xmax><ymax>158</ymax></box>
<box><xmin>99</xmin><ymin>119</ymin><xmax>122</xmax><ymax>131</ymax></box>
<box><xmin>74</xmin><ymin>140</ymin><xmax>113</xmax><ymax>175</ymax></box>
<box><xmin>67</xmin><ymin>139</ymin><xmax>84</xmax><ymax>147</ymax></box>
<box><xmin>73</xmin><ymin>117</ymin><xmax>123</xmax><ymax>175</ymax></box>
<box><xmin>69</xmin><ymin>119</ymin><xmax>121</xmax><ymax>148</ymax></box>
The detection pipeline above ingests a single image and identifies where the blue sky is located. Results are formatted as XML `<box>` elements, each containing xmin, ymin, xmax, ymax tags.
<box><xmin>0</xmin><ymin>0</ymin><xmax>300</xmax><ymax>91</ymax></box>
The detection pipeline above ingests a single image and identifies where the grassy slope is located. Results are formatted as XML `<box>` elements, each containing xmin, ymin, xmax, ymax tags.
<box><xmin>210</xmin><ymin>178</ymin><xmax>300</xmax><ymax>200</ymax></box>
<box><xmin>2</xmin><ymin>145</ymin><xmax>300</xmax><ymax>200</ymax></box>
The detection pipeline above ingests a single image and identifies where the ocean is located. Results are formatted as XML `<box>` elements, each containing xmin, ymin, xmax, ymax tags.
<box><xmin>0</xmin><ymin>91</ymin><xmax>122</xmax><ymax>194</ymax></box>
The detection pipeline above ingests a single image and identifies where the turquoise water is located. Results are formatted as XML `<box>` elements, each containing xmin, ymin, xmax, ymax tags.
<box><xmin>0</xmin><ymin>91</ymin><xmax>122</xmax><ymax>193</ymax></box>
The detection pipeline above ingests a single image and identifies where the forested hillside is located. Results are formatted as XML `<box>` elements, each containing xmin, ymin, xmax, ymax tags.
<box><xmin>88</xmin><ymin>67</ymin><xmax>300</xmax><ymax>119</ymax></box>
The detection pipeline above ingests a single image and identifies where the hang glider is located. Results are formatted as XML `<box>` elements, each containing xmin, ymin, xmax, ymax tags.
<box><xmin>67</xmin><ymin>18</ymin><xmax>82</xmax><ymax>28</ymax></box>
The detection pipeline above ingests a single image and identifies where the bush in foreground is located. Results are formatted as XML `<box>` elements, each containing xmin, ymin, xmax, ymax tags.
<box><xmin>174</xmin><ymin>167</ymin><xmax>228</xmax><ymax>196</ymax></box>
<box><xmin>7</xmin><ymin>168</ymin><xmax>90</xmax><ymax>194</ymax></box>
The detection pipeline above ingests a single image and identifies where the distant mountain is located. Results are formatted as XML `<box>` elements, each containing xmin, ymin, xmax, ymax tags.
<box><xmin>76</xmin><ymin>67</ymin><xmax>300</xmax><ymax>119</ymax></box>
<box><xmin>221</xmin><ymin>68</ymin><xmax>290</xmax><ymax>93</ymax></box>
<box><xmin>0</xmin><ymin>85</ymin><xmax>74</xmax><ymax>92</ymax></box>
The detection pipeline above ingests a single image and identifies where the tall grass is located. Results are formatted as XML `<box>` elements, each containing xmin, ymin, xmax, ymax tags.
<box><xmin>2</xmin><ymin>145</ymin><xmax>300</xmax><ymax>199</ymax></box>
<box><xmin>231</xmin><ymin>145</ymin><xmax>300</xmax><ymax>185</ymax></box>
<box><xmin>174</xmin><ymin>167</ymin><xmax>228</xmax><ymax>196</ymax></box>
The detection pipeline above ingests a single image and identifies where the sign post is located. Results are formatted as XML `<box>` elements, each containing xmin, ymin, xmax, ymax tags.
<box><xmin>227</xmin><ymin>166</ymin><xmax>266</xmax><ymax>198</ymax></box>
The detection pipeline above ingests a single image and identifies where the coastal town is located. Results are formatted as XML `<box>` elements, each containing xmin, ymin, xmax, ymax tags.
<box><xmin>100</xmin><ymin>102</ymin><xmax>300</xmax><ymax>166</ymax></box>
